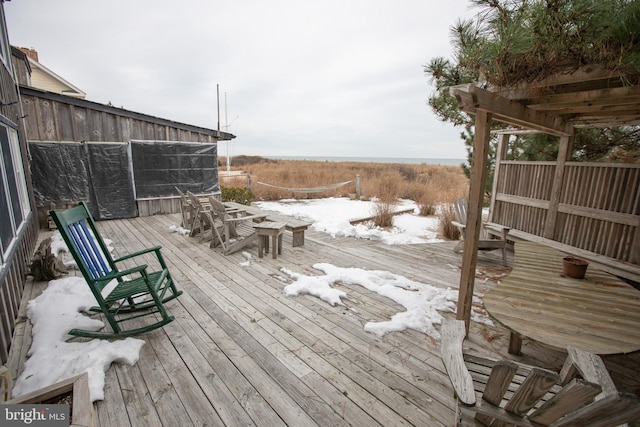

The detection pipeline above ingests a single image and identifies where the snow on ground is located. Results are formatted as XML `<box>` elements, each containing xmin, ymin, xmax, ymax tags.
<box><xmin>281</xmin><ymin>263</ymin><xmax>492</xmax><ymax>341</ymax></box>
<box><xmin>12</xmin><ymin>276</ymin><xmax>144</xmax><ymax>402</ymax></box>
<box><xmin>255</xmin><ymin>197</ymin><xmax>443</xmax><ymax>244</ymax></box>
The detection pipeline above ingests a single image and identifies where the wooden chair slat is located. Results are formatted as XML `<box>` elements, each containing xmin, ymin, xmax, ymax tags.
<box><xmin>482</xmin><ymin>360</ymin><xmax>519</xmax><ymax>405</ymax></box>
<box><xmin>474</xmin><ymin>360</ymin><xmax>520</xmax><ymax>426</ymax></box>
<box><xmin>503</xmin><ymin>368</ymin><xmax>559</xmax><ymax>416</ymax></box>
<box><xmin>528</xmin><ymin>379</ymin><xmax>601</xmax><ymax>425</ymax></box>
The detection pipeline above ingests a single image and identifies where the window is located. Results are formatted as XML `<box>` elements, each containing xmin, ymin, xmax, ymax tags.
<box><xmin>0</xmin><ymin>124</ymin><xmax>30</xmax><ymax>264</ymax></box>
<box><xmin>8</xmin><ymin>129</ymin><xmax>29</xmax><ymax>219</ymax></box>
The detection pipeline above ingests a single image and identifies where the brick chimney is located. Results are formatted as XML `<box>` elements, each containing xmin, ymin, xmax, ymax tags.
<box><xmin>18</xmin><ymin>47</ymin><xmax>39</xmax><ymax>62</ymax></box>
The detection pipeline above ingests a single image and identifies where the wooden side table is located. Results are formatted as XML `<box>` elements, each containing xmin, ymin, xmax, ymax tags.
<box><xmin>254</xmin><ymin>222</ymin><xmax>286</xmax><ymax>259</ymax></box>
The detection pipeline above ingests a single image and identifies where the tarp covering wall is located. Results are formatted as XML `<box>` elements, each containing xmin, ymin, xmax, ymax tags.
<box><xmin>130</xmin><ymin>140</ymin><xmax>219</xmax><ymax>198</ymax></box>
<box><xmin>30</xmin><ymin>140</ymin><xmax>220</xmax><ymax>220</ymax></box>
<box><xmin>29</xmin><ymin>142</ymin><xmax>136</xmax><ymax>219</ymax></box>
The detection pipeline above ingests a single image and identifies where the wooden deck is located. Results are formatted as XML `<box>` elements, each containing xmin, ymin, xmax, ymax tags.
<box><xmin>7</xmin><ymin>213</ymin><xmax>640</xmax><ymax>426</ymax></box>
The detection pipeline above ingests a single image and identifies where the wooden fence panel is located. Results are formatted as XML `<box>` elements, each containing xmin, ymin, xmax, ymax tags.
<box><xmin>492</xmin><ymin>162</ymin><xmax>640</xmax><ymax>275</ymax></box>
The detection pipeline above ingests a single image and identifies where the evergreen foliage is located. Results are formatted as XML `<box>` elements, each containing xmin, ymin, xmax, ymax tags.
<box><xmin>461</xmin><ymin>0</ymin><xmax>640</xmax><ymax>86</ymax></box>
<box><xmin>425</xmin><ymin>0</ymin><xmax>640</xmax><ymax>181</ymax></box>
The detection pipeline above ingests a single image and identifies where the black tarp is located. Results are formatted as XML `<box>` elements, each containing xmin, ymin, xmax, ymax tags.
<box><xmin>30</xmin><ymin>142</ymin><xmax>136</xmax><ymax>219</ymax></box>
<box><xmin>130</xmin><ymin>141</ymin><xmax>219</xmax><ymax>198</ymax></box>
<box><xmin>30</xmin><ymin>140</ymin><xmax>219</xmax><ymax>220</ymax></box>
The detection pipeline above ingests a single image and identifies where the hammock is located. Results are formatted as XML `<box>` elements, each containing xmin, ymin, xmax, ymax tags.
<box><xmin>255</xmin><ymin>180</ymin><xmax>353</xmax><ymax>193</ymax></box>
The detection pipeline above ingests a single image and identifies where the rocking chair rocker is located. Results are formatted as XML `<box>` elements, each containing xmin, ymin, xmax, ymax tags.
<box><xmin>49</xmin><ymin>202</ymin><xmax>182</xmax><ymax>338</ymax></box>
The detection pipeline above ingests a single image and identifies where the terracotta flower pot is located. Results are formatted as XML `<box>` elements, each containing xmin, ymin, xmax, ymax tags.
<box><xmin>562</xmin><ymin>256</ymin><xmax>589</xmax><ymax>279</ymax></box>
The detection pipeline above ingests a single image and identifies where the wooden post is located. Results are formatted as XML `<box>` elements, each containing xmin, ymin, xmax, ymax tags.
<box><xmin>632</xmin><ymin>221</ymin><xmax>640</xmax><ymax>265</ymax></box>
<box><xmin>488</xmin><ymin>133</ymin><xmax>509</xmax><ymax>223</ymax></box>
<box><xmin>543</xmin><ymin>133</ymin><xmax>573</xmax><ymax>239</ymax></box>
<box><xmin>355</xmin><ymin>174</ymin><xmax>361</xmax><ymax>200</ymax></box>
<box><xmin>247</xmin><ymin>172</ymin><xmax>252</xmax><ymax>190</ymax></box>
<box><xmin>457</xmin><ymin>110</ymin><xmax>492</xmax><ymax>334</ymax></box>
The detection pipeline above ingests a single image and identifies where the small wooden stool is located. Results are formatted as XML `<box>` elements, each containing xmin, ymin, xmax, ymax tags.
<box><xmin>254</xmin><ymin>222</ymin><xmax>286</xmax><ymax>259</ymax></box>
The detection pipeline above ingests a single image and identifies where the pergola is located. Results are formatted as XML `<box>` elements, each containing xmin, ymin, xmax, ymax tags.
<box><xmin>450</xmin><ymin>65</ymin><xmax>640</xmax><ymax>331</ymax></box>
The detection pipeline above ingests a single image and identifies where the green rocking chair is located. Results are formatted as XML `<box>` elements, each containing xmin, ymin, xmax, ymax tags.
<box><xmin>49</xmin><ymin>202</ymin><xmax>182</xmax><ymax>338</ymax></box>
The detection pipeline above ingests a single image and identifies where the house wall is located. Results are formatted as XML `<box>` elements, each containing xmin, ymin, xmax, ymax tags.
<box><xmin>19</xmin><ymin>86</ymin><xmax>229</xmax><ymax>221</ymax></box>
<box><xmin>29</xmin><ymin>67</ymin><xmax>74</xmax><ymax>96</ymax></box>
<box><xmin>15</xmin><ymin>50</ymin><xmax>86</xmax><ymax>99</ymax></box>
<box><xmin>0</xmin><ymin>8</ymin><xmax>39</xmax><ymax>365</ymax></box>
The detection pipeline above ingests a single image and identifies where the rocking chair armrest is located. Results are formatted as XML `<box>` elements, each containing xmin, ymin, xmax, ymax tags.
<box><xmin>113</xmin><ymin>245</ymin><xmax>163</xmax><ymax>263</ymax></box>
<box><xmin>95</xmin><ymin>264</ymin><xmax>149</xmax><ymax>284</ymax></box>
<box><xmin>152</xmin><ymin>268</ymin><xmax>170</xmax><ymax>291</ymax></box>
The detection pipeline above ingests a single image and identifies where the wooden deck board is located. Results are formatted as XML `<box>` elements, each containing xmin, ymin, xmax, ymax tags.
<box><xmin>7</xmin><ymin>213</ymin><xmax>640</xmax><ymax>426</ymax></box>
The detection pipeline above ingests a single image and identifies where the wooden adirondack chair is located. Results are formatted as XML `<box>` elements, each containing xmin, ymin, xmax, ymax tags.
<box><xmin>49</xmin><ymin>202</ymin><xmax>182</xmax><ymax>338</ymax></box>
<box><xmin>186</xmin><ymin>192</ymin><xmax>214</xmax><ymax>239</ymax></box>
<box><xmin>441</xmin><ymin>319</ymin><xmax>640</xmax><ymax>426</ymax></box>
<box><xmin>175</xmin><ymin>186</ymin><xmax>193</xmax><ymax>229</ymax></box>
<box><xmin>451</xmin><ymin>198</ymin><xmax>509</xmax><ymax>266</ymax></box>
<box><xmin>206</xmin><ymin>196</ymin><xmax>267</xmax><ymax>254</ymax></box>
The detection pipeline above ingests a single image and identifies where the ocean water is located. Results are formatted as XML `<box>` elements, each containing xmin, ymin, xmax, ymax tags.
<box><xmin>265</xmin><ymin>156</ymin><xmax>466</xmax><ymax>166</ymax></box>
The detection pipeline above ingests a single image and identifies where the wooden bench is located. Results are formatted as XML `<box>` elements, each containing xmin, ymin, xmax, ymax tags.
<box><xmin>224</xmin><ymin>202</ymin><xmax>311</xmax><ymax>247</ymax></box>
<box><xmin>501</xmin><ymin>227</ymin><xmax>640</xmax><ymax>284</ymax></box>
<box><xmin>441</xmin><ymin>318</ymin><xmax>640</xmax><ymax>426</ymax></box>
<box><xmin>451</xmin><ymin>199</ymin><xmax>509</xmax><ymax>266</ymax></box>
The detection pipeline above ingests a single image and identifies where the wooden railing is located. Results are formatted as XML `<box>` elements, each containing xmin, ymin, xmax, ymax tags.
<box><xmin>489</xmin><ymin>161</ymin><xmax>640</xmax><ymax>281</ymax></box>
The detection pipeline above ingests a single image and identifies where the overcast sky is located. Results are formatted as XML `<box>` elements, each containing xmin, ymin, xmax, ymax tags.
<box><xmin>6</xmin><ymin>0</ymin><xmax>477</xmax><ymax>160</ymax></box>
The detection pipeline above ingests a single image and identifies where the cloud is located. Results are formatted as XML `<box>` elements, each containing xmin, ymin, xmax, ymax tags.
<box><xmin>6</xmin><ymin>0</ymin><xmax>476</xmax><ymax>158</ymax></box>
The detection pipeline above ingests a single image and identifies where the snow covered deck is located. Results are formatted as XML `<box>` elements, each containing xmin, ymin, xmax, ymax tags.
<box><xmin>9</xmin><ymin>213</ymin><xmax>640</xmax><ymax>426</ymax></box>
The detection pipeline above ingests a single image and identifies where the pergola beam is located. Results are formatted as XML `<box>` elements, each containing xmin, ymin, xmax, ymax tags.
<box><xmin>450</xmin><ymin>84</ymin><xmax>572</xmax><ymax>136</ymax></box>
<box><xmin>525</xmin><ymin>85</ymin><xmax>640</xmax><ymax>112</ymax></box>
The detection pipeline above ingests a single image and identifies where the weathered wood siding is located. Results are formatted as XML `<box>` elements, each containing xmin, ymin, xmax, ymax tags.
<box><xmin>136</xmin><ymin>196</ymin><xmax>182</xmax><ymax>217</ymax></box>
<box><xmin>19</xmin><ymin>86</ymin><xmax>223</xmax><ymax>144</ymax></box>
<box><xmin>490</xmin><ymin>160</ymin><xmax>640</xmax><ymax>278</ymax></box>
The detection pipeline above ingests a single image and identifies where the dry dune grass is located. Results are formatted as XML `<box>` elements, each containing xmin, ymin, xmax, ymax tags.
<box><xmin>219</xmin><ymin>157</ymin><xmax>469</xmax><ymax>239</ymax></box>
<box><xmin>219</xmin><ymin>157</ymin><xmax>469</xmax><ymax>206</ymax></box>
